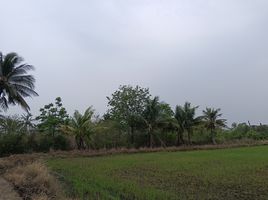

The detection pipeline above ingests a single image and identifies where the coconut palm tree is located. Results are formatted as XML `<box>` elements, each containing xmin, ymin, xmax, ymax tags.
<box><xmin>61</xmin><ymin>107</ymin><xmax>94</xmax><ymax>150</ymax></box>
<box><xmin>142</xmin><ymin>97</ymin><xmax>160</xmax><ymax>148</ymax></box>
<box><xmin>174</xmin><ymin>105</ymin><xmax>185</xmax><ymax>145</ymax></box>
<box><xmin>202</xmin><ymin>108</ymin><xmax>226</xmax><ymax>144</ymax></box>
<box><xmin>0</xmin><ymin>52</ymin><xmax>38</xmax><ymax>111</ymax></box>
<box><xmin>0</xmin><ymin>115</ymin><xmax>24</xmax><ymax>134</ymax></box>
<box><xmin>142</xmin><ymin>97</ymin><xmax>171</xmax><ymax>148</ymax></box>
<box><xmin>183</xmin><ymin>102</ymin><xmax>201</xmax><ymax>145</ymax></box>
<box><xmin>21</xmin><ymin>113</ymin><xmax>36</xmax><ymax>133</ymax></box>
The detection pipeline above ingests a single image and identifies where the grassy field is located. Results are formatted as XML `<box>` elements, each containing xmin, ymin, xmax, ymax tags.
<box><xmin>47</xmin><ymin>146</ymin><xmax>268</xmax><ymax>200</ymax></box>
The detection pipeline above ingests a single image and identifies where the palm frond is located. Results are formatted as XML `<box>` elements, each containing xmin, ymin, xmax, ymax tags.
<box><xmin>9</xmin><ymin>75</ymin><xmax>36</xmax><ymax>88</ymax></box>
<box><xmin>7</xmin><ymin>64</ymin><xmax>34</xmax><ymax>78</ymax></box>
<box><xmin>0</xmin><ymin>52</ymin><xmax>37</xmax><ymax>111</ymax></box>
<box><xmin>14</xmin><ymin>84</ymin><xmax>38</xmax><ymax>97</ymax></box>
<box><xmin>2</xmin><ymin>53</ymin><xmax>26</xmax><ymax>76</ymax></box>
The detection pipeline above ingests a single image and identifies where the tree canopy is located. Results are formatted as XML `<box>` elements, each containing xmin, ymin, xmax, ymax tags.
<box><xmin>106</xmin><ymin>85</ymin><xmax>151</xmax><ymax>144</ymax></box>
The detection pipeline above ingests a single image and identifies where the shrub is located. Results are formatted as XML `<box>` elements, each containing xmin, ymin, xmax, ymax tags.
<box><xmin>0</xmin><ymin>133</ymin><xmax>72</xmax><ymax>157</ymax></box>
<box><xmin>53</xmin><ymin>134</ymin><xmax>71</xmax><ymax>151</ymax></box>
<box><xmin>35</xmin><ymin>135</ymin><xmax>54</xmax><ymax>153</ymax></box>
<box><xmin>33</xmin><ymin>134</ymin><xmax>72</xmax><ymax>152</ymax></box>
<box><xmin>0</xmin><ymin>134</ymin><xmax>28</xmax><ymax>157</ymax></box>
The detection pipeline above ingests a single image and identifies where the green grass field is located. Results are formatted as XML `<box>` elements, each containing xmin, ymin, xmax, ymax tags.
<box><xmin>47</xmin><ymin>146</ymin><xmax>268</xmax><ymax>200</ymax></box>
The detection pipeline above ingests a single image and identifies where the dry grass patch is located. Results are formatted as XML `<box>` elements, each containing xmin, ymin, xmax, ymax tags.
<box><xmin>46</xmin><ymin>139</ymin><xmax>268</xmax><ymax>159</ymax></box>
<box><xmin>0</xmin><ymin>155</ymin><xmax>37</xmax><ymax>175</ymax></box>
<box><xmin>5</xmin><ymin>161</ymin><xmax>62</xmax><ymax>200</ymax></box>
<box><xmin>0</xmin><ymin>155</ymin><xmax>69</xmax><ymax>200</ymax></box>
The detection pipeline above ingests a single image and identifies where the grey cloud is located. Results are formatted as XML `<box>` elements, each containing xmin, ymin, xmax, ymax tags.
<box><xmin>1</xmin><ymin>0</ymin><xmax>268</xmax><ymax>124</ymax></box>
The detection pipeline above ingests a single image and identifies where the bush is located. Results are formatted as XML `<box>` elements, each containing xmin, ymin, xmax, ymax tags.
<box><xmin>217</xmin><ymin>123</ymin><xmax>268</xmax><ymax>142</ymax></box>
<box><xmin>192</xmin><ymin>130</ymin><xmax>211</xmax><ymax>145</ymax></box>
<box><xmin>0</xmin><ymin>134</ymin><xmax>28</xmax><ymax>157</ymax></box>
<box><xmin>0</xmin><ymin>133</ymin><xmax>72</xmax><ymax>157</ymax></box>
<box><xmin>53</xmin><ymin>134</ymin><xmax>71</xmax><ymax>151</ymax></box>
<box><xmin>35</xmin><ymin>134</ymin><xmax>54</xmax><ymax>152</ymax></box>
<box><xmin>32</xmin><ymin>134</ymin><xmax>71</xmax><ymax>152</ymax></box>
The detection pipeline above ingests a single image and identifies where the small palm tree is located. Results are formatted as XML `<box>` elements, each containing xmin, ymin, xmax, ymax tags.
<box><xmin>0</xmin><ymin>115</ymin><xmax>24</xmax><ymax>134</ymax></box>
<box><xmin>183</xmin><ymin>102</ymin><xmax>201</xmax><ymax>145</ymax></box>
<box><xmin>142</xmin><ymin>96</ymin><xmax>170</xmax><ymax>148</ymax></box>
<box><xmin>0</xmin><ymin>52</ymin><xmax>38</xmax><ymax>111</ymax></box>
<box><xmin>21</xmin><ymin>113</ymin><xmax>36</xmax><ymax>133</ymax></box>
<box><xmin>142</xmin><ymin>97</ymin><xmax>160</xmax><ymax>148</ymax></box>
<box><xmin>174</xmin><ymin>105</ymin><xmax>185</xmax><ymax>145</ymax></box>
<box><xmin>61</xmin><ymin>107</ymin><xmax>94</xmax><ymax>150</ymax></box>
<box><xmin>202</xmin><ymin>108</ymin><xmax>226</xmax><ymax>144</ymax></box>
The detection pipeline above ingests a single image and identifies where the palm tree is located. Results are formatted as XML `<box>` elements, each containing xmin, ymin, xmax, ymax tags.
<box><xmin>202</xmin><ymin>108</ymin><xmax>226</xmax><ymax>144</ymax></box>
<box><xmin>61</xmin><ymin>107</ymin><xmax>94</xmax><ymax>150</ymax></box>
<box><xmin>183</xmin><ymin>102</ymin><xmax>201</xmax><ymax>145</ymax></box>
<box><xmin>174</xmin><ymin>105</ymin><xmax>185</xmax><ymax>145</ymax></box>
<box><xmin>0</xmin><ymin>52</ymin><xmax>38</xmax><ymax>111</ymax></box>
<box><xmin>0</xmin><ymin>115</ymin><xmax>24</xmax><ymax>134</ymax></box>
<box><xmin>21</xmin><ymin>113</ymin><xmax>36</xmax><ymax>133</ymax></box>
<box><xmin>142</xmin><ymin>96</ymin><xmax>169</xmax><ymax>148</ymax></box>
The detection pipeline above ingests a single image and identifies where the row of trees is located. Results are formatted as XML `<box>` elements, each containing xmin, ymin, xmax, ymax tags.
<box><xmin>0</xmin><ymin>94</ymin><xmax>226</xmax><ymax>150</ymax></box>
<box><xmin>105</xmin><ymin>85</ymin><xmax>226</xmax><ymax>147</ymax></box>
<box><xmin>0</xmin><ymin>52</ymin><xmax>267</xmax><ymax>154</ymax></box>
<box><xmin>29</xmin><ymin>86</ymin><xmax>227</xmax><ymax>149</ymax></box>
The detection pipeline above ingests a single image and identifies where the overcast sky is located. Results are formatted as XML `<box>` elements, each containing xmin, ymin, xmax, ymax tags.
<box><xmin>1</xmin><ymin>0</ymin><xmax>268</xmax><ymax>124</ymax></box>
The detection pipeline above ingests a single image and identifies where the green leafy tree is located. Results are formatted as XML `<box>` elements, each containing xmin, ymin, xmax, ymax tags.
<box><xmin>61</xmin><ymin>107</ymin><xmax>94</xmax><ymax>150</ymax></box>
<box><xmin>0</xmin><ymin>52</ymin><xmax>38</xmax><ymax>111</ymax></box>
<box><xmin>106</xmin><ymin>85</ymin><xmax>150</xmax><ymax>145</ymax></box>
<box><xmin>202</xmin><ymin>108</ymin><xmax>227</xmax><ymax>144</ymax></box>
<box><xmin>36</xmin><ymin>97</ymin><xmax>69</xmax><ymax>136</ymax></box>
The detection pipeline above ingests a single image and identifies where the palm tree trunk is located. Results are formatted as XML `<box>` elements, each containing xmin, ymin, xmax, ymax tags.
<box><xmin>130</xmin><ymin>126</ymin><xmax>134</xmax><ymax>145</ymax></box>
<box><xmin>177</xmin><ymin>131</ymin><xmax>180</xmax><ymax>146</ymax></box>
<box><xmin>76</xmin><ymin>136</ymin><xmax>85</xmax><ymax>150</ymax></box>
<box><xmin>147</xmin><ymin>125</ymin><xmax>153</xmax><ymax>148</ymax></box>
<box><xmin>81</xmin><ymin>137</ymin><xmax>85</xmax><ymax>150</ymax></box>
<box><xmin>177</xmin><ymin>131</ymin><xmax>184</xmax><ymax>146</ymax></box>
<box><xmin>211</xmin><ymin>128</ymin><xmax>216</xmax><ymax>145</ymax></box>
<box><xmin>149</xmin><ymin>132</ymin><xmax>153</xmax><ymax>148</ymax></box>
<box><xmin>180</xmin><ymin>132</ymin><xmax>184</xmax><ymax>145</ymax></box>
<box><xmin>187</xmin><ymin>130</ymin><xmax>192</xmax><ymax>145</ymax></box>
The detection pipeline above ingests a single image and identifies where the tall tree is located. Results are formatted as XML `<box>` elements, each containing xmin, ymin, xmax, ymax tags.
<box><xmin>106</xmin><ymin>85</ymin><xmax>150</xmax><ymax>145</ymax></box>
<box><xmin>0</xmin><ymin>52</ymin><xmax>38</xmax><ymax>111</ymax></box>
<box><xmin>202</xmin><ymin>108</ymin><xmax>226</xmax><ymax>144</ymax></box>
<box><xmin>61</xmin><ymin>107</ymin><xmax>94</xmax><ymax>150</ymax></box>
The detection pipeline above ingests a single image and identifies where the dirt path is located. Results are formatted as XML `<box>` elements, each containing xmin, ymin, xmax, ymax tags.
<box><xmin>0</xmin><ymin>177</ymin><xmax>21</xmax><ymax>200</ymax></box>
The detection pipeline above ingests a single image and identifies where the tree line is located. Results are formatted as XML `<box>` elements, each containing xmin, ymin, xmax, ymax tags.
<box><xmin>0</xmin><ymin>52</ymin><xmax>267</xmax><ymax>156</ymax></box>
